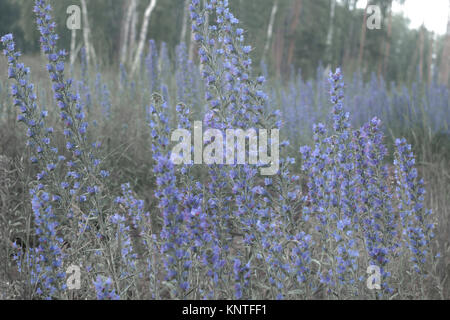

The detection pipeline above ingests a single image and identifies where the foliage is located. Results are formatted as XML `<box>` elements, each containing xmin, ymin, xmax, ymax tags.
<box><xmin>0</xmin><ymin>0</ymin><xmax>446</xmax><ymax>84</ymax></box>
<box><xmin>0</xmin><ymin>0</ymin><xmax>448</xmax><ymax>300</ymax></box>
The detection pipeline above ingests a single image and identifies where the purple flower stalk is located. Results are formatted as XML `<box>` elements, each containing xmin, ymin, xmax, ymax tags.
<box><xmin>394</xmin><ymin>138</ymin><xmax>436</xmax><ymax>275</ymax></box>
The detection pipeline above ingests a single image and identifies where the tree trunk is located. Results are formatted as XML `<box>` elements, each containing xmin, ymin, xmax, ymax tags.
<box><xmin>80</xmin><ymin>0</ymin><xmax>96</xmax><ymax>66</ymax></box>
<box><xmin>273</xmin><ymin>23</ymin><xmax>285</xmax><ymax>79</ymax></box>
<box><xmin>343</xmin><ymin>0</ymin><xmax>358</xmax><ymax>70</ymax></box>
<box><xmin>188</xmin><ymin>28</ymin><xmax>196</xmax><ymax>61</ymax></box>
<box><xmin>263</xmin><ymin>0</ymin><xmax>279</xmax><ymax>60</ymax></box>
<box><xmin>357</xmin><ymin>1</ymin><xmax>370</xmax><ymax>70</ymax></box>
<box><xmin>180</xmin><ymin>0</ymin><xmax>190</xmax><ymax>44</ymax></box>
<box><xmin>439</xmin><ymin>0</ymin><xmax>450</xmax><ymax>86</ymax></box>
<box><xmin>132</xmin><ymin>0</ymin><xmax>158</xmax><ymax>75</ymax></box>
<box><xmin>120</xmin><ymin>0</ymin><xmax>136</xmax><ymax>65</ymax></box>
<box><xmin>382</xmin><ymin>2</ymin><xmax>392</xmax><ymax>78</ymax></box>
<box><xmin>286</xmin><ymin>0</ymin><xmax>303</xmax><ymax>69</ymax></box>
<box><xmin>418</xmin><ymin>26</ymin><xmax>425</xmax><ymax>82</ymax></box>
<box><xmin>407</xmin><ymin>34</ymin><xmax>419</xmax><ymax>83</ymax></box>
<box><xmin>70</xmin><ymin>29</ymin><xmax>77</xmax><ymax>66</ymax></box>
<box><xmin>129</xmin><ymin>1</ymin><xmax>138</xmax><ymax>62</ymax></box>
<box><xmin>325</xmin><ymin>0</ymin><xmax>336</xmax><ymax>68</ymax></box>
<box><xmin>428</xmin><ymin>33</ymin><xmax>434</xmax><ymax>84</ymax></box>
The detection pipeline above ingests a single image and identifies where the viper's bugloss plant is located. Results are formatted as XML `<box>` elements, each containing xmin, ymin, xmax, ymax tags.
<box><xmin>0</xmin><ymin>0</ymin><xmax>444</xmax><ymax>301</ymax></box>
<box><xmin>93</xmin><ymin>275</ymin><xmax>120</xmax><ymax>300</ymax></box>
<box><xmin>354</xmin><ymin>117</ymin><xmax>398</xmax><ymax>296</ymax></box>
<box><xmin>32</xmin><ymin>2</ymin><xmax>126</xmax><ymax>299</ymax></box>
<box><xmin>149</xmin><ymin>93</ymin><xmax>192</xmax><ymax>298</ymax></box>
<box><xmin>394</xmin><ymin>138</ymin><xmax>437</xmax><ymax>275</ymax></box>
<box><xmin>2</xmin><ymin>32</ymin><xmax>68</xmax><ymax>299</ymax></box>
<box><xmin>298</xmin><ymin>67</ymin><xmax>441</xmax><ymax>298</ymax></box>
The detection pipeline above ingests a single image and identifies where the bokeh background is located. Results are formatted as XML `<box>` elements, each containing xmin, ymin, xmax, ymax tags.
<box><xmin>0</xmin><ymin>0</ymin><xmax>449</xmax><ymax>299</ymax></box>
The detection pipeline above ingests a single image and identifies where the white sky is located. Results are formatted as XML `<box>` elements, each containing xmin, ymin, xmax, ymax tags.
<box><xmin>356</xmin><ymin>0</ymin><xmax>449</xmax><ymax>35</ymax></box>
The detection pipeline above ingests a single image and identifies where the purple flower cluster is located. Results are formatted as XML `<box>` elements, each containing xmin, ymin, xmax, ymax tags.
<box><xmin>300</xmin><ymin>69</ymin><xmax>360</xmax><ymax>293</ymax></box>
<box><xmin>190</xmin><ymin>0</ymin><xmax>273</xmax><ymax>129</ymax></box>
<box><xmin>149</xmin><ymin>94</ymin><xmax>191</xmax><ymax>297</ymax></box>
<box><xmin>300</xmin><ymin>69</ymin><xmax>412</xmax><ymax>296</ymax></box>
<box><xmin>2</xmin><ymin>32</ymin><xmax>68</xmax><ymax>298</ymax></box>
<box><xmin>394</xmin><ymin>138</ymin><xmax>436</xmax><ymax>274</ymax></box>
<box><xmin>354</xmin><ymin>118</ymin><xmax>397</xmax><ymax>294</ymax></box>
<box><xmin>93</xmin><ymin>276</ymin><xmax>120</xmax><ymax>300</ymax></box>
<box><xmin>146</xmin><ymin>40</ymin><xmax>159</xmax><ymax>94</ymax></box>
<box><xmin>34</xmin><ymin>0</ymin><xmax>106</xmax><ymax>202</ymax></box>
<box><xmin>1</xmin><ymin>0</ymin><xmax>117</xmax><ymax>299</ymax></box>
<box><xmin>1</xmin><ymin>0</ymin><xmax>441</xmax><ymax>301</ymax></box>
<box><xmin>33</xmin><ymin>0</ymin><xmax>103</xmax><ymax>245</ymax></box>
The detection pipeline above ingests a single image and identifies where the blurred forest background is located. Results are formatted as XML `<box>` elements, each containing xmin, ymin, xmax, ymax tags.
<box><xmin>0</xmin><ymin>0</ymin><xmax>449</xmax><ymax>86</ymax></box>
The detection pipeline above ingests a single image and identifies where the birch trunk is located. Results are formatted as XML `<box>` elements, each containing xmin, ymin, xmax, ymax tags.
<box><xmin>188</xmin><ymin>29</ymin><xmax>196</xmax><ymax>61</ymax></box>
<box><xmin>418</xmin><ymin>26</ymin><xmax>425</xmax><ymax>82</ymax></box>
<box><xmin>131</xmin><ymin>0</ymin><xmax>158</xmax><ymax>75</ymax></box>
<box><xmin>382</xmin><ymin>2</ymin><xmax>393</xmax><ymax>78</ymax></box>
<box><xmin>180</xmin><ymin>0</ymin><xmax>190</xmax><ymax>44</ymax></box>
<box><xmin>70</xmin><ymin>29</ymin><xmax>77</xmax><ymax>66</ymax></box>
<box><xmin>273</xmin><ymin>24</ymin><xmax>285</xmax><ymax>79</ymax></box>
<box><xmin>129</xmin><ymin>1</ymin><xmax>138</xmax><ymax>62</ymax></box>
<box><xmin>439</xmin><ymin>0</ymin><xmax>450</xmax><ymax>85</ymax></box>
<box><xmin>80</xmin><ymin>0</ymin><xmax>96</xmax><ymax>66</ymax></box>
<box><xmin>120</xmin><ymin>0</ymin><xmax>135</xmax><ymax>65</ymax></box>
<box><xmin>343</xmin><ymin>0</ymin><xmax>358</xmax><ymax>70</ymax></box>
<box><xmin>428</xmin><ymin>33</ymin><xmax>434</xmax><ymax>84</ymax></box>
<box><xmin>263</xmin><ymin>0</ymin><xmax>279</xmax><ymax>60</ymax></box>
<box><xmin>357</xmin><ymin>1</ymin><xmax>369</xmax><ymax>70</ymax></box>
<box><xmin>324</xmin><ymin>0</ymin><xmax>336</xmax><ymax>67</ymax></box>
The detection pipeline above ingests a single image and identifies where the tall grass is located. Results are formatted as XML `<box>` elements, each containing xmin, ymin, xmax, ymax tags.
<box><xmin>0</xmin><ymin>0</ymin><xmax>448</xmax><ymax>300</ymax></box>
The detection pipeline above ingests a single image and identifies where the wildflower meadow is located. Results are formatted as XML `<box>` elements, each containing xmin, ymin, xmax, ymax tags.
<box><xmin>0</xmin><ymin>0</ymin><xmax>449</xmax><ymax>301</ymax></box>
